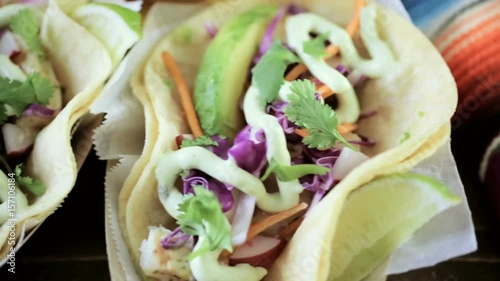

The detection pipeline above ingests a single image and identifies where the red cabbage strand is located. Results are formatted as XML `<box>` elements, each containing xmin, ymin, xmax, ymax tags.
<box><xmin>161</xmin><ymin>227</ymin><xmax>191</xmax><ymax>249</ymax></box>
<box><xmin>204</xmin><ymin>21</ymin><xmax>218</xmax><ymax>38</ymax></box>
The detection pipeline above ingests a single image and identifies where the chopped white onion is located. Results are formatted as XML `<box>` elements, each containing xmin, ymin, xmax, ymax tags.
<box><xmin>2</xmin><ymin>123</ymin><xmax>35</xmax><ymax>156</ymax></box>
<box><xmin>0</xmin><ymin>30</ymin><xmax>20</xmax><ymax>57</ymax></box>
<box><xmin>332</xmin><ymin>147</ymin><xmax>370</xmax><ymax>180</ymax></box>
<box><xmin>347</xmin><ymin>69</ymin><xmax>367</xmax><ymax>87</ymax></box>
<box><xmin>231</xmin><ymin>194</ymin><xmax>256</xmax><ymax>246</ymax></box>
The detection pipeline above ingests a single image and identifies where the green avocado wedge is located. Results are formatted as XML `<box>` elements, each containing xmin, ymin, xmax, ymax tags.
<box><xmin>194</xmin><ymin>4</ymin><xmax>278</xmax><ymax>138</ymax></box>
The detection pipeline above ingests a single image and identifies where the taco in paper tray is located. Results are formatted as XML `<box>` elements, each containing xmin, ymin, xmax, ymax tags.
<box><xmin>110</xmin><ymin>0</ymin><xmax>461</xmax><ymax>280</ymax></box>
<box><xmin>0</xmin><ymin>0</ymin><xmax>141</xmax><ymax>263</ymax></box>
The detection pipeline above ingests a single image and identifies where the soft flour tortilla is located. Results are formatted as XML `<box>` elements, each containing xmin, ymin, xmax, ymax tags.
<box><xmin>117</xmin><ymin>63</ymin><xmax>161</xmax><ymax>264</ymax></box>
<box><xmin>0</xmin><ymin>0</ymin><xmax>112</xmax><ymax>260</ymax></box>
<box><xmin>119</xmin><ymin>0</ymin><xmax>457</xmax><ymax>279</ymax></box>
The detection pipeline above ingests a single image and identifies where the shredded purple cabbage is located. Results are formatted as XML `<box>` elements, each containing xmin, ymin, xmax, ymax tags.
<box><xmin>207</xmin><ymin>135</ymin><xmax>230</xmax><ymax>160</ymax></box>
<box><xmin>335</xmin><ymin>64</ymin><xmax>350</xmax><ymax>76</ymax></box>
<box><xmin>234</xmin><ymin>125</ymin><xmax>266</xmax><ymax>143</ymax></box>
<box><xmin>181</xmin><ymin>136</ymin><xmax>234</xmax><ymax>212</ymax></box>
<box><xmin>228</xmin><ymin>126</ymin><xmax>267</xmax><ymax>176</ymax></box>
<box><xmin>252</xmin><ymin>3</ymin><xmax>307</xmax><ymax>63</ymax></box>
<box><xmin>161</xmin><ymin>227</ymin><xmax>191</xmax><ymax>249</ymax></box>
<box><xmin>304</xmin><ymin>146</ymin><xmax>341</xmax><ymax>162</ymax></box>
<box><xmin>266</xmin><ymin>101</ymin><xmax>298</xmax><ymax>135</ymax></box>
<box><xmin>22</xmin><ymin>104</ymin><xmax>57</xmax><ymax>118</ymax></box>
<box><xmin>183</xmin><ymin>170</ymin><xmax>235</xmax><ymax>212</ymax></box>
<box><xmin>291</xmin><ymin>145</ymin><xmax>342</xmax><ymax>193</ymax></box>
<box><xmin>300</xmin><ymin>155</ymin><xmax>337</xmax><ymax>192</ymax></box>
<box><xmin>288</xmin><ymin>3</ymin><xmax>307</xmax><ymax>15</ymax></box>
<box><xmin>258</xmin><ymin>6</ymin><xmax>287</xmax><ymax>58</ymax></box>
<box><xmin>305</xmin><ymin>189</ymin><xmax>325</xmax><ymax>215</ymax></box>
<box><xmin>204</xmin><ymin>21</ymin><xmax>218</xmax><ymax>38</ymax></box>
<box><xmin>180</xmin><ymin>129</ymin><xmax>268</xmax><ymax>213</ymax></box>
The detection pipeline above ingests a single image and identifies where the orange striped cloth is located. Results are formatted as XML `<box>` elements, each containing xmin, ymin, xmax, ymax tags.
<box><xmin>432</xmin><ymin>0</ymin><xmax>500</xmax><ymax>130</ymax></box>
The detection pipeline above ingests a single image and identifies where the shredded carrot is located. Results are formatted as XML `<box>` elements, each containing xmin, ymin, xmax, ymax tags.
<box><xmin>294</xmin><ymin>123</ymin><xmax>357</xmax><ymax>139</ymax></box>
<box><xmin>161</xmin><ymin>52</ymin><xmax>204</xmax><ymax>138</ymax></box>
<box><xmin>325</xmin><ymin>0</ymin><xmax>365</xmax><ymax>54</ymax></box>
<box><xmin>285</xmin><ymin>0</ymin><xmax>365</xmax><ymax>82</ymax></box>
<box><xmin>285</xmin><ymin>64</ymin><xmax>308</xmax><ymax>81</ymax></box>
<box><xmin>247</xmin><ymin>202</ymin><xmax>308</xmax><ymax>241</ymax></box>
<box><xmin>317</xmin><ymin>84</ymin><xmax>334</xmax><ymax>98</ymax></box>
<box><xmin>221</xmin><ymin>203</ymin><xmax>308</xmax><ymax>258</ymax></box>
<box><xmin>338</xmin><ymin>122</ymin><xmax>358</xmax><ymax>134</ymax></box>
<box><xmin>278</xmin><ymin>216</ymin><xmax>304</xmax><ymax>241</ymax></box>
<box><xmin>294</xmin><ymin>128</ymin><xmax>309</xmax><ymax>138</ymax></box>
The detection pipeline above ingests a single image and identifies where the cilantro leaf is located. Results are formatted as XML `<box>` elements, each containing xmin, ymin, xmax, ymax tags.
<box><xmin>260</xmin><ymin>158</ymin><xmax>329</xmax><ymax>182</ymax></box>
<box><xmin>177</xmin><ymin>186</ymin><xmax>232</xmax><ymax>260</ymax></box>
<box><xmin>303</xmin><ymin>33</ymin><xmax>331</xmax><ymax>59</ymax></box>
<box><xmin>0</xmin><ymin>77</ymin><xmax>36</xmax><ymax>116</ymax></box>
<box><xmin>284</xmin><ymin>79</ymin><xmax>356</xmax><ymax>150</ymax></box>
<box><xmin>181</xmin><ymin>135</ymin><xmax>218</xmax><ymax>148</ymax></box>
<box><xmin>29</xmin><ymin>73</ymin><xmax>55</xmax><ymax>104</ymax></box>
<box><xmin>10</xmin><ymin>8</ymin><xmax>44</xmax><ymax>58</ymax></box>
<box><xmin>0</xmin><ymin>74</ymin><xmax>55</xmax><ymax>122</ymax></box>
<box><xmin>15</xmin><ymin>164</ymin><xmax>46</xmax><ymax>196</ymax></box>
<box><xmin>0</xmin><ymin>110</ymin><xmax>7</xmax><ymax>126</ymax></box>
<box><xmin>251</xmin><ymin>41</ymin><xmax>300</xmax><ymax>107</ymax></box>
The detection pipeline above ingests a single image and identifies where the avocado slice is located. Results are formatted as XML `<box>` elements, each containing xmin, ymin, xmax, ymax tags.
<box><xmin>194</xmin><ymin>4</ymin><xmax>279</xmax><ymax>138</ymax></box>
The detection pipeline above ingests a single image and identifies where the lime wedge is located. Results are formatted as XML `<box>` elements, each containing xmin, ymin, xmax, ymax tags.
<box><xmin>71</xmin><ymin>3</ymin><xmax>141</xmax><ymax>68</ymax></box>
<box><xmin>329</xmin><ymin>174</ymin><xmax>460</xmax><ymax>281</ymax></box>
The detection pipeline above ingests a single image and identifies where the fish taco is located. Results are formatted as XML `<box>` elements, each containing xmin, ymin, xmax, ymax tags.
<box><xmin>0</xmin><ymin>0</ymin><xmax>140</xmax><ymax>262</ymax></box>
<box><xmin>114</xmin><ymin>0</ymin><xmax>458</xmax><ymax>280</ymax></box>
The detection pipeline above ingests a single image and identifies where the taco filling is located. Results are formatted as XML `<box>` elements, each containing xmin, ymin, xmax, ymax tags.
<box><xmin>0</xmin><ymin>5</ymin><xmax>62</xmax><ymax>224</ymax></box>
<box><xmin>138</xmin><ymin>1</ymin><xmax>400</xmax><ymax>280</ymax></box>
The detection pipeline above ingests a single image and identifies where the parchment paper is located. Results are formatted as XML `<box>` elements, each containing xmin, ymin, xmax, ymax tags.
<box><xmin>94</xmin><ymin>1</ymin><xmax>477</xmax><ymax>280</ymax></box>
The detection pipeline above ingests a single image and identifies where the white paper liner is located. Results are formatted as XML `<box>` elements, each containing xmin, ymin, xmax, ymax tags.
<box><xmin>104</xmin><ymin>157</ymin><xmax>141</xmax><ymax>281</ymax></box>
<box><xmin>97</xmin><ymin>1</ymin><xmax>477</xmax><ymax>280</ymax></box>
<box><xmin>90</xmin><ymin>2</ymin><xmax>207</xmax><ymax>160</ymax></box>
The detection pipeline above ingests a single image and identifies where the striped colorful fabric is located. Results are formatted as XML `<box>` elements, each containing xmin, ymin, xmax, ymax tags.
<box><xmin>434</xmin><ymin>0</ymin><xmax>500</xmax><ymax>129</ymax></box>
<box><xmin>404</xmin><ymin>0</ymin><xmax>500</xmax><ymax>130</ymax></box>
